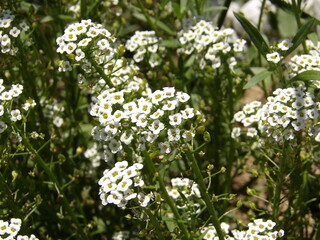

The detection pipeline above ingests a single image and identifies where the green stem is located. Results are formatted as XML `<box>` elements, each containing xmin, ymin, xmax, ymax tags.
<box><xmin>292</xmin><ymin>0</ymin><xmax>307</xmax><ymax>52</ymax></box>
<box><xmin>11</xmin><ymin>124</ymin><xmax>89</xmax><ymax>240</ymax></box>
<box><xmin>186</xmin><ymin>151</ymin><xmax>224</xmax><ymax>240</ymax></box>
<box><xmin>88</xmin><ymin>58</ymin><xmax>113</xmax><ymax>88</ymax></box>
<box><xmin>217</xmin><ymin>0</ymin><xmax>232</xmax><ymax>29</ymax></box>
<box><xmin>143</xmin><ymin>151</ymin><xmax>190</xmax><ymax>240</ymax></box>
<box><xmin>257</xmin><ymin>0</ymin><xmax>266</xmax><ymax>31</ymax></box>
<box><xmin>137</xmin><ymin>0</ymin><xmax>158</xmax><ymax>34</ymax></box>
<box><xmin>0</xmin><ymin>172</ymin><xmax>20</xmax><ymax>217</ymax></box>
<box><xmin>272</xmin><ymin>148</ymin><xmax>286</xmax><ymax>222</ymax></box>
<box><xmin>143</xmin><ymin>208</ymin><xmax>165</xmax><ymax>240</ymax></box>
<box><xmin>195</xmin><ymin>0</ymin><xmax>204</xmax><ymax>16</ymax></box>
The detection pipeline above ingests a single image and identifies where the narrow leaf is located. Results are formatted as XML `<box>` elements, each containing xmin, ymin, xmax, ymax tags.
<box><xmin>160</xmin><ymin>40</ymin><xmax>180</xmax><ymax>48</ymax></box>
<box><xmin>284</xmin><ymin>18</ymin><xmax>315</xmax><ymax>57</ymax></box>
<box><xmin>133</xmin><ymin>13</ymin><xmax>176</xmax><ymax>36</ymax></box>
<box><xmin>244</xmin><ymin>70</ymin><xmax>272</xmax><ymax>89</ymax></box>
<box><xmin>290</xmin><ymin>70</ymin><xmax>320</xmax><ymax>82</ymax></box>
<box><xmin>203</xmin><ymin>6</ymin><xmax>228</xmax><ymax>13</ymax></box>
<box><xmin>234</xmin><ymin>12</ymin><xmax>270</xmax><ymax>58</ymax></box>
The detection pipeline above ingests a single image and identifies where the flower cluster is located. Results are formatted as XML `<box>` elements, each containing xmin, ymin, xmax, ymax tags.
<box><xmin>84</xmin><ymin>142</ymin><xmax>101</xmax><ymax>167</ymax></box>
<box><xmin>126</xmin><ymin>31</ymin><xmax>166</xmax><ymax>67</ymax></box>
<box><xmin>0</xmin><ymin>218</ymin><xmax>38</xmax><ymax>240</ymax></box>
<box><xmin>0</xmin><ymin>79</ymin><xmax>28</xmax><ymax>133</ymax></box>
<box><xmin>112</xmin><ymin>230</ymin><xmax>139</xmax><ymax>240</ymax></box>
<box><xmin>40</xmin><ymin>97</ymin><xmax>64</xmax><ymax>128</ymax></box>
<box><xmin>285</xmin><ymin>40</ymin><xmax>320</xmax><ymax>85</ymax></box>
<box><xmin>233</xmin><ymin>86</ymin><xmax>320</xmax><ymax>143</ymax></box>
<box><xmin>166</xmin><ymin>177</ymin><xmax>201</xmax><ymax>217</ymax></box>
<box><xmin>201</xmin><ymin>219</ymin><xmax>284</xmax><ymax>240</ymax></box>
<box><xmin>167</xmin><ymin>177</ymin><xmax>201</xmax><ymax>200</ymax></box>
<box><xmin>90</xmin><ymin>86</ymin><xmax>202</xmax><ymax>161</ymax></box>
<box><xmin>177</xmin><ymin>20</ymin><xmax>246</xmax><ymax>70</ymax></box>
<box><xmin>0</xmin><ymin>9</ymin><xmax>32</xmax><ymax>55</ymax></box>
<box><xmin>232</xmin><ymin>219</ymin><xmax>284</xmax><ymax>240</ymax></box>
<box><xmin>98</xmin><ymin>160</ymin><xmax>150</xmax><ymax>208</ymax></box>
<box><xmin>56</xmin><ymin>19</ymin><xmax>120</xmax><ymax>77</ymax></box>
<box><xmin>266</xmin><ymin>39</ymin><xmax>293</xmax><ymax>64</ymax></box>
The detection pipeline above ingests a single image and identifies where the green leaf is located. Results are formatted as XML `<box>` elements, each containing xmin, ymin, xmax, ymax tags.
<box><xmin>160</xmin><ymin>39</ymin><xmax>180</xmax><ymax>48</ymax></box>
<box><xmin>172</xmin><ymin>3</ymin><xmax>182</xmax><ymax>19</ymax></box>
<box><xmin>57</xmin><ymin>15</ymin><xmax>75</xmax><ymax>21</ymax></box>
<box><xmin>234</xmin><ymin>12</ymin><xmax>270</xmax><ymax>58</ymax></box>
<box><xmin>284</xmin><ymin>18</ymin><xmax>315</xmax><ymax>57</ymax></box>
<box><xmin>133</xmin><ymin>13</ymin><xmax>176</xmax><ymax>36</ymax></box>
<box><xmin>203</xmin><ymin>6</ymin><xmax>228</xmax><ymax>13</ymax></box>
<box><xmin>244</xmin><ymin>69</ymin><xmax>272</xmax><ymax>89</ymax></box>
<box><xmin>40</xmin><ymin>16</ymin><xmax>54</xmax><ymax>23</ymax></box>
<box><xmin>290</xmin><ymin>70</ymin><xmax>320</xmax><ymax>82</ymax></box>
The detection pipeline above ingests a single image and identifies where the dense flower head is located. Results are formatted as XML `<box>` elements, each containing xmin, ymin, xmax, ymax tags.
<box><xmin>125</xmin><ymin>30</ymin><xmax>166</xmax><ymax>67</ymax></box>
<box><xmin>98</xmin><ymin>160</ymin><xmax>150</xmax><ymax>208</ymax></box>
<box><xmin>285</xmin><ymin>40</ymin><xmax>320</xmax><ymax>87</ymax></box>
<box><xmin>0</xmin><ymin>218</ymin><xmax>38</xmax><ymax>240</ymax></box>
<box><xmin>0</xmin><ymin>79</ymin><xmax>34</xmax><ymax>134</ymax></box>
<box><xmin>89</xmin><ymin>86</ymin><xmax>203</xmax><ymax>161</ymax></box>
<box><xmin>177</xmin><ymin>19</ymin><xmax>246</xmax><ymax>70</ymax></box>
<box><xmin>232</xmin><ymin>85</ymin><xmax>320</xmax><ymax>160</ymax></box>
<box><xmin>56</xmin><ymin>19</ymin><xmax>122</xmax><ymax>80</ymax></box>
<box><xmin>200</xmin><ymin>219</ymin><xmax>284</xmax><ymax>240</ymax></box>
<box><xmin>166</xmin><ymin>177</ymin><xmax>201</xmax><ymax>218</ymax></box>
<box><xmin>0</xmin><ymin>9</ymin><xmax>32</xmax><ymax>55</ymax></box>
<box><xmin>233</xmin><ymin>86</ymin><xmax>320</xmax><ymax>143</ymax></box>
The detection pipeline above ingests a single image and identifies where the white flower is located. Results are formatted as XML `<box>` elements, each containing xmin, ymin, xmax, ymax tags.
<box><xmin>169</xmin><ymin>113</ymin><xmax>182</xmax><ymax>126</ymax></box>
<box><xmin>10</xmin><ymin>109</ymin><xmax>22</xmax><ymax>122</ymax></box>
<box><xmin>107</xmin><ymin>191</ymin><xmax>123</xmax><ymax>205</ymax></box>
<box><xmin>181</xmin><ymin>108</ymin><xmax>195</xmax><ymax>119</ymax></box>
<box><xmin>149</xmin><ymin>109</ymin><xmax>164</xmax><ymax>119</ymax></box>
<box><xmin>120</xmin><ymin>132</ymin><xmax>133</xmax><ymax>145</ymax></box>
<box><xmin>159</xmin><ymin>141</ymin><xmax>171</xmax><ymax>154</ymax></box>
<box><xmin>117</xmin><ymin>178</ymin><xmax>133</xmax><ymax>192</ymax></box>
<box><xmin>182</xmin><ymin>130</ymin><xmax>195</xmax><ymax>141</ymax></box>
<box><xmin>64</xmin><ymin>42</ymin><xmax>77</xmax><ymax>54</ymax></box>
<box><xmin>176</xmin><ymin>91</ymin><xmax>190</xmax><ymax>102</ymax></box>
<box><xmin>138</xmin><ymin>101</ymin><xmax>153</xmax><ymax>114</ymax></box>
<box><xmin>108</xmin><ymin>138</ymin><xmax>122</xmax><ymax>154</ymax></box>
<box><xmin>167</xmin><ymin>128</ymin><xmax>181</xmax><ymax>141</ymax></box>
<box><xmin>9</xmin><ymin>27</ymin><xmax>20</xmax><ymax>38</ymax></box>
<box><xmin>75</xmin><ymin>48</ymin><xmax>85</xmax><ymax>61</ymax></box>
<box><xmin>137</xmin><ymin>193</ymin><xmax>150</xmax><ymax>207</ymax></box>
<box><xmin>148</xmin><ymin>120</ymin><xmax>165</xmax><ymax>135</ymax></box>
<box><xmin>231</xmin><ymin>127</ymin><xmax>241</xmax><ymax>139</ymax></box>
<box><xmin>53</xmin><ymin>116</ymin><xmax>64</xmax><ymax>127</ymax></box>
<box><xmin>151</xmin><ymin>90</ymin><xmax>164</xmax><ymax>104</ymax></box>
<box><xmin>0</xmin><ymin>121</ymin><xmax>7</xmax><ymax>133</ymax></box>
<box><xmin>278</xmin><ymin>39</ymin><xmax>293</xmax><ymax>51</ymax></box>
<box><xmin>234</xmin><ymin>111</ymin><xmax>246</xmax><ymax>122</ymax></box>
<box><xmin>266</xmin><ymin>52</ymin><xmax>281</xmax><ymax>63</ymax></box>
